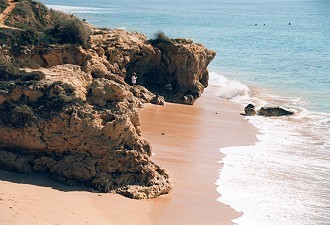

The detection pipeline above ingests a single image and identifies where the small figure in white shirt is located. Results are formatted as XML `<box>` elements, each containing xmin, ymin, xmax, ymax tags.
<box><xmin>131</xmin><ymin>72</ymin><xmax>137</xmax><ymax>86</ymax></box>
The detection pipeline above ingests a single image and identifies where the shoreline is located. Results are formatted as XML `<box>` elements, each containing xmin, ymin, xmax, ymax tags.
<box><xmin>0</xmin><ymin>86</ymin><xmax>258</xmax><ymax>225</ymax></box>
<box><xmin>139</xmin><ymin>86</ymin><xmax>258</xmax><ymax>224</ymax></box>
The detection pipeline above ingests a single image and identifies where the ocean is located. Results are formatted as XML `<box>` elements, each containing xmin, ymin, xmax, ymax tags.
<box><xmin>39</xmin><ymin>0</ymin><xmax>329</xmax><ymax>224</ymax></box>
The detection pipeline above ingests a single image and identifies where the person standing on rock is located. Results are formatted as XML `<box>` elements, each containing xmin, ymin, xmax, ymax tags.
<box><xmin>131</xmin><ymin>72</ymin><xmax>137</xmax><ymax>86</ymax></box>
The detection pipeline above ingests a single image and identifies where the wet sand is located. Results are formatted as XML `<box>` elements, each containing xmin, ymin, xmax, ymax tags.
<box><xmin>0</xmin><ymin>86</ymin><xmax>257</xmax><ymax>225</ymax></box>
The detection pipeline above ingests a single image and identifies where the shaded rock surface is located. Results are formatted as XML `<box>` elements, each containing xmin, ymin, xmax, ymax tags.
<box><xmin>242</xmin><ymin>104</ymin><xmax>294</xmax><ymax>117</ymax></box>
<box><xmin>258</xmin><ymin>107</ymin><xmax>294</xmax><ymax>117</ymax></box>
<box><xmin>0</xmin><ymin>0</ymin><xmax>215</xmax><ymax>198</ymax></box>
<box><xmin>244</xmin><ymin>104</ymin><xmax>256</xmax><ymax>116</ymax></box>
<box><xmin>146</xmin><ymin>38</ymin><xmax>216</xmax><ymax>104</ymax></box>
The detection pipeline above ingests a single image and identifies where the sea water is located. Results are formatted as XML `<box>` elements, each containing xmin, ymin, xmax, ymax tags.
<box><xmin>39</xmin><ymin>0</ymin><xmax>330</xmax><ymax>224</ymax></box>
<box><xmin>211</xmin><ymin>71</ymin><xmax>330</xmax><ymax>225</ymax></box>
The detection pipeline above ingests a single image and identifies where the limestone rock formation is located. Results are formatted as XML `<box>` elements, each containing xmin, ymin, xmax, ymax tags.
<box><xmin>7</xmin><ymin>28</ymin><xmax>215</xmax><ymax>104</ymax></box>
<box><xmin>0</xmin><ymin>76</ymin><xmax>171</xmax><ymax>199</ymax></box>
<box><xmin>0</xmin><ymin>0</ymin><xmax>215</xmax><ymax>198</ymax></box>
<box><xmin>145</xmin><ymin>38</ymin><xmax>216</xmax><ymax>104</ymax></box>
<box><xmin>87</xmin><ymin>29</ymin><xmax>216</xmax><ymax>104</ymax></box>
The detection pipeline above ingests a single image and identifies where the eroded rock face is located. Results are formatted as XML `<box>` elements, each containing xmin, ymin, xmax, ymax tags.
<box><xmin>14</xmin><ymin>29</ymin><xmax>215</xmax><ymax>105</ymax></box>
<box><xmin>147</xmin><ymin>39</ymin><xmax>216</xmax><ymax>104</ymax></box>
<box><xmin>0</xmin><ymin>6</ymin><xmax>215</xmax><ymax>198</ymax></box>
<box><xmin>0</xmin><ymin>79</ymin><xmax>171</xmax><ymax>199</ymax></box>
<box><xmin>17</xmin><ymin>46</ymin><xmax>89</xmax><ymax>68</ymax></box>
<box><xmin>89</xmin><ymin>30</ymin><xmax>216</xmax><ymax>104</ymax></box>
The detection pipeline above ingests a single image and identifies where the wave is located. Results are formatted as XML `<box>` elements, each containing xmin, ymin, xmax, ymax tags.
<box><xmin>211</xmin><ymin>71</ymin><xmax>330</xmax><ymax>225</ymax></box>
<box><xmin>209</xmin><ymin>71</ymin><xmax>270</xmax><ymax>108</ymax></box>
<box><xmin>46</xmin><ymin>5</ymin><xmax>112</xmax><ymax>14</ymax></box>
<box><xmin>209</xmin><ymin>71</ymin><xmax>249</xmax><ymax>100</ymax></box>
<box><xmin>209</xmin><ymin>71</ymin><xmax>313</xmax><ymax>112</ymax></box>
<box><xmin>217</xmin><ymin>114</ymin><xmax>330</xmax><ymax>225</ymax></box>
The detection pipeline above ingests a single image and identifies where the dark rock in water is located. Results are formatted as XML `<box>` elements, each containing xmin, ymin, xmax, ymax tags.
<box><xmin>244</xmin><ymin>104</ymin><xmax>256</xmax><ymax>116</ymax></box>
<box><xmin>258</xmin><ymin>107</ymin><xmax>294</xmax><ymax>117</ymax></box>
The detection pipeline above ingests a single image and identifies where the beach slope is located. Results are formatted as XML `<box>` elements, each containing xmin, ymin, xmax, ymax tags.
<box><xmin>0</xmin><ymin>87</ymin><xmax>257</xmax><ymax>225</ymax></box>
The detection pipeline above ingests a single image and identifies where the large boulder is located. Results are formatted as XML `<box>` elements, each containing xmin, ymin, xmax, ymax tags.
<box><xmin>258</xmin><ymin>107</ymin><xmax>294</xmax><ymax>117</ymax></box>
<box><xmin>243</xmin><ymin>104</ymin><xmax>256</xmax><ymax>116</ymax></box>
<box><xmin>88</xmin><ymin>78</ymin><xmax>131</xmax><ymax>106</ymax></box>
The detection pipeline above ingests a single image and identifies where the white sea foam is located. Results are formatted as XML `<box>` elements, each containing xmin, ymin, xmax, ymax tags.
<box><xmin>46</xmin><ymin>5</ymin><xmax>111</xmax><ymax>14</ymax></box>
<box><xmin>217</xmin><ymin>115</ymin><xmax>330</xmax><ymax>225</ymax></box>
<box><xmin>209</xmin><ymin>71</ymin><xmax>270</xmax><ymax>108</ymax></box>
<box><xmin>209</xmin><ymin>71</ymin><xmax>309</xmax><ymax>111</ymax></box>
<box><xmin>210</xmin><ymin>71</ymin><xmax>330</xmax><ymax>225</ymax></box>
<box><xmin>115</xmin><ymin>27</ymin><xmax>126</xmax><ymax>30</ymax></box>
<box><xmin>209</xmin><ymin>72</ymin><xmax>250</xmax><ymax>101</ymax></box>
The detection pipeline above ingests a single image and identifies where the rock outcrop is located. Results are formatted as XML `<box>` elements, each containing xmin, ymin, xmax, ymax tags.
<box><xmin>146</xmin><ymin>38</ymin><xmax>216</xmax><ymax>104</ymax></box>
<box><xmin>0</xmin><ymin>0</ymin><xmax>215</xmax><ymax>198</ymax></box>
<box><xmin>243</xmin><ymin>104</ymin><xmax>256</xmax><ymax>116</ymax></box>
<box><xmin>258</xmin><ymin>107</ymin><xmax>294</xmax><ymax>117</ymax></box>
<box><xmin>9</xmin><ymin>28</ymin><xmax>215</xmax><ymax>104</ymax></box>
<box><xmin>0</xmin><ymin>69</ymin><xmax>171</xmax><ymax>199</ymax></box>
<box><xmin>242</xmin><ymin>104</ymin><xmax>294</xmax><ymax>117</ymax></box>
<box><xmin>86</xmin><ymin>29</ymin><xmax>216</xmax><ymax>104</ymax></box>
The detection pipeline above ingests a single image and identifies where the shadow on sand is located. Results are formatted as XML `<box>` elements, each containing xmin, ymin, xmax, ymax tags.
<box><xmin>0</xmin><ymin>169</ymin><xmax>90</xmax><ymax>192</ymax></box>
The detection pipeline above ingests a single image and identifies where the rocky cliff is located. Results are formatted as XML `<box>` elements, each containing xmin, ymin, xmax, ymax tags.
<box><xmin>0</xmin><ymin>0</ymin><xmax>215</xmax><ymax>198</ymax></box>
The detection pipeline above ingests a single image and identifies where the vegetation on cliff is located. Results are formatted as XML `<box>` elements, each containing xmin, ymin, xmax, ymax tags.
<box><xmin>0</xmin><ymin>0</ymin><xmax>215</xmax><ymax>198</ymax></box>
<box><xmin>0</xmin><ymin>55</ymin><xmax>45</xmax><ymax>81</ymax></box>
<box><xmin>1</xmin><ymin>0</ymin><xmax>92</xmax><ymax>47</ymax></box>
<box><xmin>0</xmin><ymin>0</ymin><xmax>8</xmax><ymax>12</ymax></box>
<box><xmin>148</xmin><ymin>31</ymin><xmax>173</xmax><ymax>45</ymax></box>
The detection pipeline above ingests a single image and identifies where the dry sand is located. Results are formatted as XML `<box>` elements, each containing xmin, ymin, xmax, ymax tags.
<box><xmin>0</xmin><ymin>86</ymin><xmax>258</xmax><ymax>225</ymax></box>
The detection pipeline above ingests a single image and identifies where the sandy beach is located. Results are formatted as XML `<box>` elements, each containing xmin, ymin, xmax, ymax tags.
<box><xmin>0</xmin><ymin>86</ymin><xmax>258</xmax><ymax>225</ymax></box>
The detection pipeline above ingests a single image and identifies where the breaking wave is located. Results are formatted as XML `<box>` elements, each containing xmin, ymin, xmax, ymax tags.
<box><xmin>210</xmin><ymin>71</ymin><xmax>330</xmax><ymax>225</ymax></box>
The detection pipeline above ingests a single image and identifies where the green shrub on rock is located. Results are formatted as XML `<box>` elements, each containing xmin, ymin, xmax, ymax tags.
<box><xmin>0</xmin><ymin>0</ymin><xmax>8</xmax><ymax>12</ymax></box>
<box><xmin>3</xmin><ymin>0</ymin><xmax>92</xmax><ymax>48</ymax></box>
<box><xmin>0</xmin><ymin>56</ymin><xmax>45</xmax><ymax>81</ymax></box>
<box><xmin>148</xmin><ymin>31</ymin><xmax>173</xmax><ymax>45</ymax></box>
<box><xmin>47</xmin><ymin>10</ymin><xmax>92</xmax><ymax>47</ymax></box>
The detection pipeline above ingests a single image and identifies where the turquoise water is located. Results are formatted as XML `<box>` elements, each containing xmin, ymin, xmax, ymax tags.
<box><xmin>40</xmin><ymin>0</ymin><xmax>330</xmax><ymax>113</ymax></box>
<box><xmin>39</xmin><ymin>1</ymin><xmax>330</xmax><ymax>224</ymax></box>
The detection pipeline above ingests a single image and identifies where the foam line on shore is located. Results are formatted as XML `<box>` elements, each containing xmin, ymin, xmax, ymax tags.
<box><xmin>211</xmin><ymin>71</ymin><xmax>330</xmax><ymax>225</ymax></box>
<box><xmin>0</xmin><ymin>86</ymin><xmax>258</xmax><ymax>225</ymax></box>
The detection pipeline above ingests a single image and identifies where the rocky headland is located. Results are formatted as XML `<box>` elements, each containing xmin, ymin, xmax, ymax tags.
<box><xmin>0</xmin><ymin>0</ymin><xmax>215</xmax><ymax>198</ymax></box>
